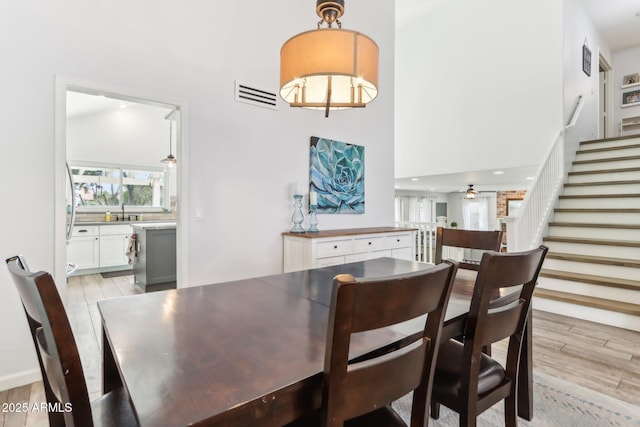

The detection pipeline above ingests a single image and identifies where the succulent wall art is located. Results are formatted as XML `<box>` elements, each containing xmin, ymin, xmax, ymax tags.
<box><xmin>310</xmin><ymin>136</ymin><xmax>364</xmax><ymax>214</ymax></box>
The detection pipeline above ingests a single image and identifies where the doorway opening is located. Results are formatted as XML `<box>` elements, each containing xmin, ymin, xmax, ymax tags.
<box><xmin>599</xmin><ymin>53</ymin><xmax>613</xmax><ymax>139</ymax></box>
<box><xmin>54</xmin><ymin>77</ymin><xmax>188</xmax><ymax>292</ymax></box>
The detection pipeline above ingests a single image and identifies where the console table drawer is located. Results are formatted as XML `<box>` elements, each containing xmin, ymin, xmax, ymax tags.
<box><xmin>317</xmin><ymin>239</ymin><xmax>353</xmax><ymax>257</ymax></box>
<box><xmin>354</xmin><ymin>236</ymin><xmax>385</xmax><ymax>253</ymax></box>
<box><xmin>387</xmin><ymin>233</ymin><xmax>413</xmax><ymax>249</ymax></box>
<box><xmin>315</xmin><ymin>256</ymin><xmax>345</xmax><ymax>268</ymax></box>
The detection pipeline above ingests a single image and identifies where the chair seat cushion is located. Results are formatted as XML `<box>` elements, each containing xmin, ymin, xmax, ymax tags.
<box><xmin>433</xmin><ymin>338</ymin><xmax>505</xmax><ymax>399</ymax></box>
<box><xmin>285</xmin><ymin>406</ymin><xmax>408</xmax><ymax>427</ymax></box>
<box><xmin>91</xmin><ymin>387</ymin><xmax>138</xmax><ymax>427</ymax></box>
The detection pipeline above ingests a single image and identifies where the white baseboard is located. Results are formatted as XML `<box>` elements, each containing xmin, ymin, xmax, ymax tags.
<box><xmin>0</xmin><ymin>369</ymin><xmax>41</xmax><ymax>392</ymax></box>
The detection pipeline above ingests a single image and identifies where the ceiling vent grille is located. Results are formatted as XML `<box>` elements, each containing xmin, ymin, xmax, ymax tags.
<box><xmin>235</xmin><ymin>81</ymin><xmax>278</xmax><ymax>110</ymax></box>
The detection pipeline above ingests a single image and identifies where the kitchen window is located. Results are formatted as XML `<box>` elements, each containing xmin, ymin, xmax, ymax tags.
<box><xmin>70</xmin><ymin>162</ymin><xmax>168</xmax><ymax>211</ymax></box>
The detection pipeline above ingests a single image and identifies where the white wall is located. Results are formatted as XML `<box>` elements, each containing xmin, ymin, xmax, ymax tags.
<box><xmin>395</xmin><ymin>0</ymin><xmax>563</xmax><ymax>180</ymax></box>
<box><xmin>0</xmin><ymin>1</ymin><xmax>395</xmax><ymax>390</ymax></box>
<box><xmin>68</xmin><ymin>104</ymin><xmax>172</xmax><ymax>168</ymax></box>
<box><xmin>612</xmin><ymin>46</ymin><xmax>640</xmax><ymax>134</ymax></box>
<box><xmin>562</xmin><ymin>0</ymin><xmax>611</xmax><ymax>162</ymax></box>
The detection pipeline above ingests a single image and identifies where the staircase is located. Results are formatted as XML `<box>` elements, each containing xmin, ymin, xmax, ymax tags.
<box><xmin>534</xmin><ymin>135</ymin><xmax>640</xmax><ymax>332</ymax></box>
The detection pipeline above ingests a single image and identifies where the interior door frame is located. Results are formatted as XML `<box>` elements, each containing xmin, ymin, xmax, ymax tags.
<box><xmin>598</xmin><ymin>51</ymin><xmax>614</xmax><ymax>139</ymax></box>
<box><xmin>54</xmin><ymin>75</ymin><xmax>189</xmax><ymax>291</ymax></box>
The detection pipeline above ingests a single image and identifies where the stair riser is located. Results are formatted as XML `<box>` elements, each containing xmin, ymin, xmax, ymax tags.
<box><xmin>543</xmin><ymin>258</ymin><xmax>640</xmax><ymax>281</ymax></box>
<box><xmin>557</xmin><ymin>198</ymin><xmax>640</xmax><ymax>209</ymax></box>
<box><xmin>542</xmin><ymin>241</ymin><xmax>640</xmax><ymax>259</ymax></box>
<box><xmin>562</xmin><ymin>184</ymin><xmax>640</xmax><ymax>196</ymax></box>
<box><xmin>553</xmin><ymin>211</ymin><xmax>640</xmax><ymax>224</ymax></box>
<box><xmin>537</xmin><ymin>276</ymin><xmax>640</xmax><ymax>302</ymax></box>
<box><xmin>576</xmin><ymin>146</ymin><xmax>640</xmax><ymax>161</ymax></box>
<box><xmin>566</xmin><ymin>170</ymin><xmax>640</xmax><ymax>183</ymax></box>
<box><xmin>532</xmin><ymin>299</ymin><xmax>640</xmax><ymax>332</ymax></box>
<box><xmin>579</xmin><ymin>138</ymin><xmax>640</xmax><ymax>151</ymax></box>
<box><xmin>548</xmin><ymin>225</ymin><xmax>640</xmax><ymax>240</ymax></box>
<box><xmin>572</xmin><ymin>159</ymin><xmax>640</xmax><ymax>172</ymax></box>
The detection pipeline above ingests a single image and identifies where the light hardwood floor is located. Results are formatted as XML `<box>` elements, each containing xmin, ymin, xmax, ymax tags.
<box><xmin>2</xmin><ymin>273</ymin><xmax>639</xmax><ymax>426</ymax></box>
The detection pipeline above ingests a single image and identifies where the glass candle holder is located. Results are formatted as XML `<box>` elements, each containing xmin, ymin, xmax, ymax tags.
<box><xmin>308</xmin><ymin>204</ymin><xmax>319</xmax><ymax>232</ymax></box>
<box><xmin>289</xmin><ymin>194</ymin><xmax>305</xmax><ymax>233</ymax></box>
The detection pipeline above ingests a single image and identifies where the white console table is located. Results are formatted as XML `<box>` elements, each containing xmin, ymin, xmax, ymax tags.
<box><xmin>282</xmin><ymin>227</ymin><xmax>417</xmax><ymax>273</ymax></box>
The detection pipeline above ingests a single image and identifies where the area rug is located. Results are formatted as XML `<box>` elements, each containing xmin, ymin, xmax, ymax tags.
<box><xmin>392</xmin><ymin>371</ymin><xmax>640</xmax><ymax>426</ymax></box>
<box><xmin>100</xmin><ymin>270</ymin><xmax>133</xmax><ymax>278</ymax></box>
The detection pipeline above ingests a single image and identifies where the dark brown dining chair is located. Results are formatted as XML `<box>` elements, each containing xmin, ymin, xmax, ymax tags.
<box><xmin>6</xmin><ymin>255</ymin><xmax>138</xmax><ymax>427</ymax></box>
<box><xmin>435</xmin><ymin>227</ymin><xmax>503</xmax><ymax>271</ymax></box>
<box><xmin>285</xmin><ymin>261</ymin><xmax>458</xmax><ymax>427</ymax></box>
<box><xmin>430</xmin><ymin>246</ymin><xmax>548</xmax><ymax>427</ymax></box>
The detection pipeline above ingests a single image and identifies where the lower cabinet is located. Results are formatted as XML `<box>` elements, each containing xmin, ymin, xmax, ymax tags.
<box><xmin>99</xmin><ymin>225</ymin><xmax>133</xmax><ymax>268</ymax></box>
<box><xmin>132</xmin><ymin>226</ymin><xmax>176</xmax><ymax>288</ymax></box>
<box><xmin>67</xmin><ymin>226</ymin><xmax>100</xmax><ymax>270</ymax></box>
<box><xmin>68</xmin><ymin>224</ymin><xmax>133</xmax><ymax>273</ymax></box>
<box><xmin>282</xmin><ymin>227</ymin><xmax>417</xmax><ymax>273</ymax></box>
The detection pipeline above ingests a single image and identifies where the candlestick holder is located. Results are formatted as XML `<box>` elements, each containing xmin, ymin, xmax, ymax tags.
<box><xmin>289</xmin><ymin>194</ymin><xmax>305</xmax><ymax>233</ymax></box>
<box><xmin>308</xmin><ymin>204</ymin><xmax>319</xmax><ymax>232</ymax></box>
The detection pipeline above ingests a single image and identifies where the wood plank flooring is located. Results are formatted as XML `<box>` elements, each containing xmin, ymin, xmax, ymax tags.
<box><xmin>2</xmin><ymin>273</ymin><xmax>639</xmax><ymax>426</ymax></box>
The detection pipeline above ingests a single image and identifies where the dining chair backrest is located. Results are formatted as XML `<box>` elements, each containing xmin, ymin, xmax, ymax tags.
<box><xmin>431</xmin><ymin>246</ymin><xmax>548</xmax><ymax>426</ymax></box>
<box><xmin>6</xmin><ymin>256</ymin><xmax>93</xmax><ymax>427</ymax></box>
<box><xmin>321</xmin><ymin>261</ymin><xmax>457</xmax><ymax>427</ymax></box>
<box><xmin>435</xmin><ymin>227</ymin><xmax>503</xmax><ymax>271</ymax></box>
<box><xmin>467</xmin><ymin>246</ymin><xmax>547</xmax><ymax>362</ymax></box>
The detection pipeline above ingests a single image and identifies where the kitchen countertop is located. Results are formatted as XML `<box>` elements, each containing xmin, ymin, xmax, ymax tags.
<box><xmin>75</xmin><ymin>221</ymin><xmax>175</xmax><ymax>226</ymax></box>
<box><xmin>131</xmin><ymin>222</ymin><xmax>176</xmax><ymax>230</ymax></box>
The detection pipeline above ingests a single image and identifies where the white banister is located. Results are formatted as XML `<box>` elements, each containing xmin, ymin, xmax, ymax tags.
<box><xmin>504</xmin><ymin>131</ymin><xmax>565</xmax><ymax>251</ymax></box>
<box><xmin>565</xmin><ymin>95</ymin><xmax>584</xmax><ymax>129</ymax></box>
<box><xmin>394</xmin><ymin>221</ymin><xmax>437</xmax><ymax>263</ymax></box>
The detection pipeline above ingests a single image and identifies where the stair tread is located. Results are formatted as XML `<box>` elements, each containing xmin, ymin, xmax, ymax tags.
<box><xmin>573</xmin><ymin>155</ymin><xmax>640</xmax><ymax>165</ymax></box>
<box><xmin>568</xmin><ymin>167</ymin><xmax>640</xmax><ymax>175</ymax></box>
<box><xmin>577</xmin><ymin>143</ymin><xmax>640</xmax><ymax>154</ymax></box>
<box><xmin>540</xmin><ymin>268</ymin><xmax>640</xmax><ymax>289</ymax></box>
<box><xmin>548</xmin><ymin>222</ymin><xmax>640</xmax><ymax>229</ymax></box>
<box><xmin>554</xmin><ymin>207</ymin><xmax>640</xmax><ymax>213</ymax></box>
<box><xmin>559</xmin><ymin>193</ymin><xmax>640</xmax><ymax>199</ymax></box>
<box><xmin>543</xmin><ymin>236</ymin><xmax>640</xmax><ymax>247</ymax></box>
<box><xmin>564</xmin><ymin>180</ymin><xmax>640</xmax><ymax>187</ymax></box>
<box><xmin>580</xmin><ymin>135</ymin><xmax>640</xmax><ymax>145</ymax></box>
<box><xmin>534</xmin><ymin>288</ymin><xmax>640</xmax><ymax>316</ymax></box>
<box><xmin>546</xmin><ymin>252</ymin><xmax>640</xmax><ymax>267</ymax></box>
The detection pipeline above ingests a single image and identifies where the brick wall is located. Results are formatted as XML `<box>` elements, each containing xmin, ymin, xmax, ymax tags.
<box><xmin>497</xmin><ymin>190</ymin><xmax>527</xmax><ymax>249</ymax></box>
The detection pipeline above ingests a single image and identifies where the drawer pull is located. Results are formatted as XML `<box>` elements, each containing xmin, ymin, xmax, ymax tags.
<box><xmin>334</xmin><ymin>245</ymin><xmax>338</xmax><ymax>249</ymax></box>
<box><xmin>368</xmin><ymin>242</ymin><xmax>372</xmax><ymax>245</ymax></box>
<box><xmin>79</xmin><ymin>229</ymin><xmax>88</xmax><ymax>233</ymax></box>
<box><xmin>397</xmin><ymin>239</ymin><xmax>401</xmax><ymax>242</ymax></box>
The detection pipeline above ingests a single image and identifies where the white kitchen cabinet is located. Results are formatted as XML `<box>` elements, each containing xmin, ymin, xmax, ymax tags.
<box><xmin>67</xmin><ymin>226</ymin><xmax>100</xmax><ymax>270</ymax></box>
<box><xmin>99</xmin><ymin>225</ymin><xmax>133</xmax><ymax>268</ymax></box>
<box><xmin>282</xmin><ymin>227</ymin><xmax>417</xmax><ymax>273</ymax></box>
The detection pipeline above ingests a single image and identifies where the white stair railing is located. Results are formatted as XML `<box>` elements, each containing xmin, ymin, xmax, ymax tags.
<box><xmin>504</xmin><ymin>131</ymin><xmax>565</xmax><ymax>251</ymax></box>
<box><xmin>394</xmin><ymin>221</ymin><xmax>437</xmax><ymax>263</ymax></box>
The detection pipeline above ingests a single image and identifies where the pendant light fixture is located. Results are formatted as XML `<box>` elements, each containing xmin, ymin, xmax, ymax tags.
<box><xmin>280</xmin><ymin>0</ymin><xmax>379</xmax><ymax>117</ymax></box>
<box><xmin>161</xmin><ymin>110</ymin><xmax>177</xmax><ymax>168</ymax></box>
<box><xmin>465</xmin><ymin>184</ymin><xmax>477</xmax><ymax>199</ymax></box>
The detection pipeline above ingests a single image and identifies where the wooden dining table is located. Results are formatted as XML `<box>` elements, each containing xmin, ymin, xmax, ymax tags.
<box><xmin>99</xmin><ymin>257</ymin><xmax>533</xmax><ymax>427</ymax></box>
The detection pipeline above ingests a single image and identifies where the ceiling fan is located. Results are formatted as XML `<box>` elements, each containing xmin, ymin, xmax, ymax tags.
<box><xmin>465</xmin><ymin>184</ymin><xmax>477</xmax><ymax>199</ymax></box>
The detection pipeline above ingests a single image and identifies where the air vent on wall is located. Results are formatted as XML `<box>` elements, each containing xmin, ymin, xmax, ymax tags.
<box><xmin>235</xmin><ymin>81</ymin><xmax>278</xmax><ymax>110</ymax></box>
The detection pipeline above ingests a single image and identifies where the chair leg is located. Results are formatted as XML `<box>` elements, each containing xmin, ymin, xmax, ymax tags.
<box><xmin>459</xmin><ymin>411</ymin><xmax>476</xmax><ymax>427</ymax></box>
<box><xmin>430</xmin><ymin>400</ymin><xmax>440</xmax><ymax>419</ymax></box>
<box><xmin>504</xmin><ymin>395</ymin><xmax>517</xmax><ymax>427</ymax></box>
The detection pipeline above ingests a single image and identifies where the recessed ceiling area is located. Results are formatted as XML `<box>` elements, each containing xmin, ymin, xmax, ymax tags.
<box><xmin>394</xmin><ymin>166</ymin><xmax>537</xmax><ymax>194</ymax></box>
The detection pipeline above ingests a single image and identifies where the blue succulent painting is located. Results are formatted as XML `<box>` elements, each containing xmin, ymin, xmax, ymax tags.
<box><xmin>310</xmin><ymin>137</ymin><xmax>364</xmax><ymax>214</ymax></box>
